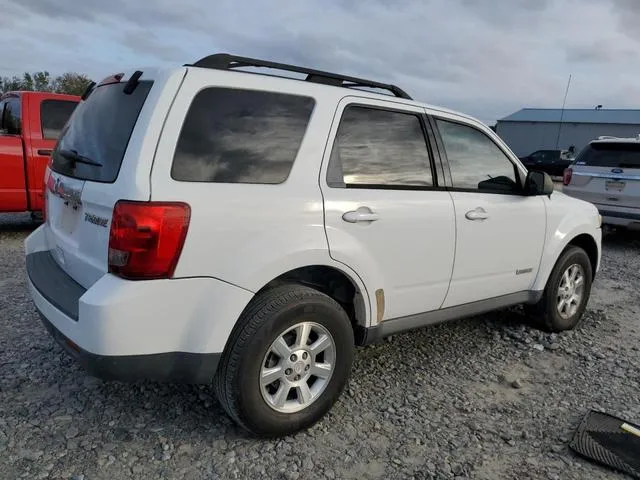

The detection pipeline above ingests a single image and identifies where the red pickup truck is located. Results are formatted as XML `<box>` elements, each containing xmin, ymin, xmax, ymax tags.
<box><xmin>0</xmin><ymin>91</ymin><xmax>80</xmax><ymax>216</ymax></box>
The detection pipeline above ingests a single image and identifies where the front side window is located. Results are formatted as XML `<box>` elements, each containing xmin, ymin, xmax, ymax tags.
<box><xmin>171</xmin><ymin>88</ymin><xmax>315</xmax><ymax>184</ymax></box>
<box><xmin>328</xmin><ymin>106</ymin><xmax>433</xmax><ymax>188</ymax></box>
<box><xmin>41</xmin><ymin>100</ymin><xmax>78</xmax><ymax>140</ymax></box>
<box><xmin>2</xmin><ymin>97</ymin><xmax>21</xmax><ymax>135</ymax></box>
<box><xmin>436</xmin><ymin>119</ymin><xmax>518</xmax><ymax>193</ymax></box>
<box><xmin>0</xmin><ymin>100</ymin><xmax>6</xmax><ymax>132</ymax></box>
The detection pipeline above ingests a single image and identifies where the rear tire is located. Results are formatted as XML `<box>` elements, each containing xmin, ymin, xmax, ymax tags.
<box><xmin>214</xmin><ymin>284</ymin><xmax>354</xmax><ymax>437</ymax></box>
<box><xmin>526</xmin><ymin>246</ymin><xmax>593</xmax><ymax>332</ymax></box>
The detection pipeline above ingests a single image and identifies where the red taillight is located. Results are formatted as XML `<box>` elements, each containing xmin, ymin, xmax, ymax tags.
<box><xmin>563</xmin><ymin>168</ymin><xmax>573</xmax><ymax>186</ymax></box>
<box><xmin>108</xmin><ymin>201</ymin><xmax>191</xmax><ymax>280</ymax></box>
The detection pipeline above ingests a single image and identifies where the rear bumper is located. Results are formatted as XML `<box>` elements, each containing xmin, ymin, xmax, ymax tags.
<box><xmin>37</xmin><ymin>311</ymin><xmax>220</xmax><ymax>383</ymax></box>
<box><xmin>563</xmin><ymin>189</ymin><xmax>640</xmax><ymax>227</ymax></box>
<box><xmin>598</xmin><ymin>209</ymin><xmax>640</xmax><ymax>228</ymax></box>
<box><xmin>25</xmin><ymin>225</ymin><xmax>253</xmax><ymax>383</ymax></box>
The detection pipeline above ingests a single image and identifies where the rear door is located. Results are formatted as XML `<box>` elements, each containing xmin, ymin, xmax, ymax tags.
<box><xmin>568</xmin><ymin>142</ymin><xmax>640</xmax><ymax>211</ymax></box>
<box><xmin>321</xmin><ymin>97</ymin><xmax>456</xmax><ymax>321</ymax></box>
<box><xmin>44</xmin><ymin>70</ymin><xmax>178</xmax><ymax>288</ymax></box>
<box><xmin>23</xmin><ymin>95</ymin><xmax>78</xmax><ymax>211</ymax></box>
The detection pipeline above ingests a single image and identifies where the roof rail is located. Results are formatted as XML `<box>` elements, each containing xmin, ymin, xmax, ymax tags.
<box><xmin>186</xmin><ymin>53</ymin><xmax>412</xmax><ymax>100</ymax></box>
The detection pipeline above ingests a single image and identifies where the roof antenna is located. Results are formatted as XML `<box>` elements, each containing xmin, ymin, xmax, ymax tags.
<box><xmin>555</xmin><ymin>74</ymin><xmax>572</xmax><ymax>150</ymax></box>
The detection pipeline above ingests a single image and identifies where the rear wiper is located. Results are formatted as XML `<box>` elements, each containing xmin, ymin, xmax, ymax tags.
<box><xmin>59</xmin><ymin>149</ymin><xmax>103</xmax><ymax>167</ymax></box>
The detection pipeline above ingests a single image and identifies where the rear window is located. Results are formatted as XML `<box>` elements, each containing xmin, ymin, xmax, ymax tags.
<box><xmin>51</xmin><ymin>81</ymin><xmax>153</xmax><ymax>183</ymax></box>
<box><xmin>41</xmin><ymin>100</ymin><xmax>78</xmax><ymax>140</ymax></box>
<box><xmin>171</xmin><ymin>88</ymin><xmax>315</xmax><ymax>184</ymax></box>
<box><xmin>576</xmin><ymin>142</ymin><xmax>640</xmax><ymax>169</ymax></box>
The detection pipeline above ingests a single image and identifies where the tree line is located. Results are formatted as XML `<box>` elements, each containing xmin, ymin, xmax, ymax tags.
<box><xmin>1</xmin><ymin>71</ymin><xmax>93</xmax><ymax>96</ymax></box>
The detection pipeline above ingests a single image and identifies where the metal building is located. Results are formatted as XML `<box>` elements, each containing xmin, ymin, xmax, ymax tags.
<box><xmin>495</xmin><ymin>108</ymin><xmax>640</xmax><ymax>157</ymax></box>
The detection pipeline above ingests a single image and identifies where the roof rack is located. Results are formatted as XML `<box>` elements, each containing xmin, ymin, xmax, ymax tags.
<box><xmin>186</xmin><ymin>53</ymin><xmax>412</xmax><ymax>100</ymax></box>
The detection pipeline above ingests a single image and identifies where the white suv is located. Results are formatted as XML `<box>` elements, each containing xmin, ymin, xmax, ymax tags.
<box><xmin>26</xmin><ymin>54</ymin><xmax>602</xmax><ymax>436</ymax></box>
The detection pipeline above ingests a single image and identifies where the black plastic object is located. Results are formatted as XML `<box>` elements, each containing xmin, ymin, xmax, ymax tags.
<box><xmin>569</xmin><ymin>410</ymin><xmax>640</xmax><ymax>478</ymax></box>
<box><xmin>187</xmin><ymin>53</ymin><xmax>412</xmax><ymax>99</ymax></box>
<box><xmin>80</xmin><ymin>81</ymin><xmax>96</xmax><ymax>100</ymax></box>
<box><xmin>123</xmin><ymin>70</ymin><xmax>143</xmax><ymax>95</ymax></box>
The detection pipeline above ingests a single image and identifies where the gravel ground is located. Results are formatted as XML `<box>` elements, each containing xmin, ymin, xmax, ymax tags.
<box><xmin>1</xmin><ymin>213</ymin><xmax>639</xmax><ymax>480</ymax></box>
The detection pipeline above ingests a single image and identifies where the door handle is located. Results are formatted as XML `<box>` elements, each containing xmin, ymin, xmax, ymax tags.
<box><xmin>342</xmin><ymin>207</ymin><xmax>379</xmax><ymax>223</ymax></box>
<box><xmin>465</xmin><ymin>207</ymin><xmax>489</xmax><ymax>221</ymax></box>
<box><xmin>37</xmin><ymin>149</ymin><xmax>53</xmax><ymax>156</ymax></box>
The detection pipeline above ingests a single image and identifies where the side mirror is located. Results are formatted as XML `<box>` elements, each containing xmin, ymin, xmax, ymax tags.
<box><xmin>525</xmin><ymin>170</ymin><xmax>554</xmax><ymax>196</ymax></box>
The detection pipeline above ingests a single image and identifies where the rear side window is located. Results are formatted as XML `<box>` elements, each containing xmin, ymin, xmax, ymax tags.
<box><xmin>576</xmin><ymin>142</ymin><xmax>640</xmax><ymax>169</ymax></box>
<box><xmin>51</xmin><ymin>81</ymin><xmax>152</xmax><ymax>182</ymax></box>
<box><xmin>41</xmin><ymin>100</ymin><xmax>78</xmax><ymax>140</ymax></box>
<box><xmin>171</xmin><ymin>88</ymin><xmax>315</xmax><ymax>184</ymax></box>
<box><xmin>328</xmin><ymin>106</ymin><xmax>433</xmax><ymax>188</ymax></box>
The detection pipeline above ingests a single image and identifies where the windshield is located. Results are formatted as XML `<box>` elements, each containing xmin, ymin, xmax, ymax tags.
<box><xmin>51</xmin><ymin>80</ymin><xmax>153</xmax><ymax>182</ymax></box>
<box><xmin>575</xmin><ymin>142</ymin><xmax>640</xmax><ymax>169</ymax></box>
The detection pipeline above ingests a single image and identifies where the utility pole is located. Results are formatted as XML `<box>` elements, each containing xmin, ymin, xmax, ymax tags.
<box><xmin>555</xmin><ymin>74</ymin><xmax>572</xmax><ymax>149</ymax></box>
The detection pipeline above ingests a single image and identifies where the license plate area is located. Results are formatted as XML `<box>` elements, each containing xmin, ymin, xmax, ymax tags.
<box><xmin>55</xmin><ymin>200</ymin><xmax>82</xmax><ymax>235</ymax></box>
<box><xmin>48</xmin><ymin>172</ymin><xmax>85</xmax><ymax>235</ymax></box>
<box><xmin>605</xmin><ymin>180</ymin><xmax>626</xmax><ymax>192</ymax></box>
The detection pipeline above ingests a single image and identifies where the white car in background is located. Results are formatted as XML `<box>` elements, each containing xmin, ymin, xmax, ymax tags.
<box><xmin>25</xmin><ymin>54</ymin><xmax>602</xmax><ymax>436</ymax></box>
<box><xmin>563</xmin><ymin>136</ymin><xmax>640</xmax><ymax>229</ymax></box>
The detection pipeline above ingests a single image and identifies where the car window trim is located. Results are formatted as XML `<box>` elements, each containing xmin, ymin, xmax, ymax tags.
<box><xmin>430</xmin><ymin>114</ymin><xmax>526</xmax><ymax>196</ymax></box>
<box><xmin>326</xmin><ymin>102</ymin><xmax>442</xmax><ymax>191</ymax></box>
<box><xmin>425</xmin><ymin>114</ymin><xmax>452</xmax><ymax>187</ymax></box>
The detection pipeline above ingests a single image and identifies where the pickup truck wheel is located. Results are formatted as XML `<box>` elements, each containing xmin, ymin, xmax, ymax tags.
<box><xmin>526</xmin><ymin>246</ymin><xmax>593</xmax><ymax>332</ymax></box>
<box><xmin>214</xmin><ymin>284</ymin><xmax>354</xmax><ymax>437</ymax></box>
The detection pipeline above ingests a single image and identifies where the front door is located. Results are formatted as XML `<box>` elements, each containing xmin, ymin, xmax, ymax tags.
<box><xmin>0</xmin><ymin>97</ymin><xmax>28</xmax><ymax>212</ymax></box>
<box><xmin>321</xmin><ymin>97</ymin><xmax>456</xmax><ymax>322</ymax></box>
<box><xmin>431</xmin><ymin>115</ymin><xmax>546</xmax><ymax>308</ymax></box>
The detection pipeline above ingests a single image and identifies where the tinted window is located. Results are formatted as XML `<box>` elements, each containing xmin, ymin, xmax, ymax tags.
<box><xmin>575</xmin><ymin>142</ymin><xmax>640</xmax><ymax>168</ymax></box>
<box><xmin>2</xmin><ymin>97</ymin><xmax>21</xmax><ymax>134</ymax></box>
<box><xmin>0</xmin><ymin>100</ymin><xmax>6</xmax><ymax>131</ymax></box>
<box><xmin>51</xmin><ymin>81</ymin><xmax>153</xmax><ymax>183</ymax></box>
<box><xmin>437</xmin><ymin>119</ymin><xmax>518</xmax><ymax>193</ymax></box>
<box><xmin>171</xmin><ymin>88</ymin><xmax>314</xmax><ymax>184</ymax></box>
<box><xmin>41</xmin><ymin>100</ymin><xmax>78</xmax><ymax>140</ymax></box>
<box><xmin>329</xmin><ymin>106</ymin><xmax>433</xmax><ymax>188</ymax></box>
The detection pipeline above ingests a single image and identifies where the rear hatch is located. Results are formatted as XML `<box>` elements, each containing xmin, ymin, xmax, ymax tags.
<box><xmin>44</xmin><ymin>69</ymin><xmax>182</xmax><ymax>288</ymax></box>
<box><xmin>568</xmin><ymin>141</ymin><xmax>640</xmax><ymax>210</ymax></box>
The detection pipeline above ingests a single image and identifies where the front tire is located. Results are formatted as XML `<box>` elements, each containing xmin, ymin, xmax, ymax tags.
<box><xmin>214</xmin><ymin>284</ymin><xmax>354</xmax><ymax>436</ymax></box>
<box><xmin>526</xmin><ymin>246</ymin><xmax>593</xmax><ymax>332</ymax></box>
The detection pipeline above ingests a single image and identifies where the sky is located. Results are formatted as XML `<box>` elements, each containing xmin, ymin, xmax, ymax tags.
<box><xmin>2</xmin><ymin>0</ymin><xmax>640</xmax><ymax>124</ymax></box>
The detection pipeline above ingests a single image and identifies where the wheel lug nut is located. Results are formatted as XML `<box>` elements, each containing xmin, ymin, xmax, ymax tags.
<box><xmin>305</xmin><ymin>365</ymin><xmax>310</xmax><ymax>371</ymax></box>
<box><xmin>294</xmin><ymin>375</ymin><xmax>300</xmax><ymax>381</ymax></box>
<box><xmin>285</xmin><ymin>368</ymin><xmax>292</xmax><ymax>375</ymax></box>
<box><xmin>290</xmin><ymin>354</ymin><xmax>297</xmax><ymax>362</ymax></box>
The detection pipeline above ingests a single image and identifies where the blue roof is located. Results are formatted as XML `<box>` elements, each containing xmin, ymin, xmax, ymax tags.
<box><xmin>498</xmin><ymin>108</ymin><xmax>640</xmax><ymax>125</ymax></box>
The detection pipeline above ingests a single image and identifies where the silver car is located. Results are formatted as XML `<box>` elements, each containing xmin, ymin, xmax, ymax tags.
<box><xmin>564</xmin><ymin>136</ymin><xmax>640</xmax><ymax>229</ymax></box>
